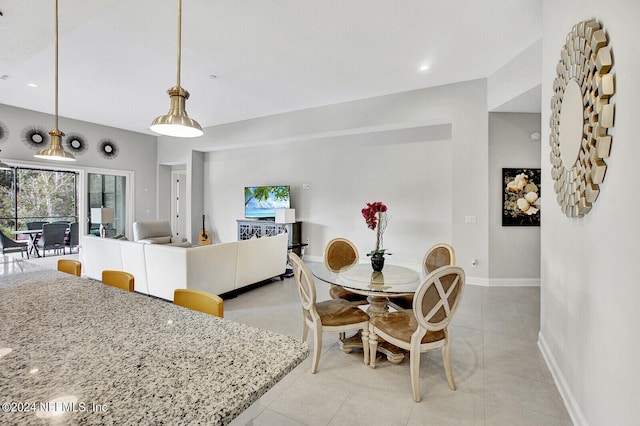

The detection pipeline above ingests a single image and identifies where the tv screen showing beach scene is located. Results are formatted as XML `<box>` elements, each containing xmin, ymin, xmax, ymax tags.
<box><xmin>244</xmin><ymin>186</ymin><xmax>291</xmax><ymax>218</ymax></box>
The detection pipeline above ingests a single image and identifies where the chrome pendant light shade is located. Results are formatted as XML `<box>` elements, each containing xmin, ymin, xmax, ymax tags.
<box><xmin>36</xmin><ymin>0</ymin><xmax>75</xmax><ymax>161</ymax></box>
<box><xmin>150</xmin><ymin>0</ymin><xmax>203</xmax><ymax>138</ymax></box>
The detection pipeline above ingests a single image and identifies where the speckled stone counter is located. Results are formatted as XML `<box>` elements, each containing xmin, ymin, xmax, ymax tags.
<box><xmin>0</xmin><ymin>269</ymin><xmax>308</xmax><ymax>425</ymax></box>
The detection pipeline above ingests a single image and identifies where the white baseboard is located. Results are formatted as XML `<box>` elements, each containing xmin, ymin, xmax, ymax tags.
<box><xmin>538</xmin><ymin>332</ymin><xmax>587</xmax><ymax>426</ymax></box>
<box><xmin>466</xmin><ymin>277</ymin><xmax>539</xmax><ymax>286</ymax></box>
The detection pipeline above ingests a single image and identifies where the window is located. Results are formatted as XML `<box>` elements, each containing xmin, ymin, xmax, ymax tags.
<box><xmin>0</xmin><ymin>167</ymin><xmax>78</xmax><ymax>237</ymax></box>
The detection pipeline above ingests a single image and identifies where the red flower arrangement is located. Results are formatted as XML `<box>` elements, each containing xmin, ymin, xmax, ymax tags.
<box><xmin>361</xmin><ymin>201</ymin><xmax>389</xmax><ymax>256</ymax></box>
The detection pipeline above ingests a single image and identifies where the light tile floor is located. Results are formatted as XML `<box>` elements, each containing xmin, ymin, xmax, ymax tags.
<box><xmin>23</xmin><ymin>254</ymin><xmax>572</xmax><ymax>425</ymax></box>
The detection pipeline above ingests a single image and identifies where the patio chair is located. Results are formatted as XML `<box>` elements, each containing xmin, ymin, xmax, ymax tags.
<box><xmin>37</xmin><ymin>223</ymin><xmax>68</xmax><ymax>257</ymax></box>
<box><xmin>0</xmin><ymin>229</ymin><xmax>29</xmax><ymax>258</ymax></box>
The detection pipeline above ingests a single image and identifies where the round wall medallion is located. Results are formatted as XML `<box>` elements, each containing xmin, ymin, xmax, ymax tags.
<box><xmin>549</xmin><ymin>19</ymin><xmax>615</xmax><ymax>217</ymax></box>
<box><xmin>98</xmin><ymin>139</ymin><xmax>119</xmax><ymax>159</ymax></box>
<box><xmin>0</xmin><ymin>121</ymin><xmax>8</xmax><ymax>144</ymax></box>
<box><xmin>64</xmin><ymin>133</ymin><xmax>88</xmax><ymax>155</ymax></box>
<box><xmin>21</xmin><ymin>126</ymin><xmax>50</xmax><ymax>150</ymax></box>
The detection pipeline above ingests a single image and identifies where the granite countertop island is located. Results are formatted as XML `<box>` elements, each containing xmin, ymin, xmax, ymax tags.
<box><xmin>0</xmin><ymin>267</ymin><xmax>308</xmax><ymax>425</ymax></box>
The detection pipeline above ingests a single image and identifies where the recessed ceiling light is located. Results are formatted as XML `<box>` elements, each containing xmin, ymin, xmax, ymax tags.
<box><xmin>419</xmin><ymin>65</ymin><xmax>429</xmax><ymax>72</ymax></box>
<box><xmin>209</xmin><ymin>74</ymin><xmax>218</xmax><ymax>80</ymax></box>
<box><xmin>28</xmin><ymin>83</ymin><xmax>38</xmax><ymax>88</ymax></box>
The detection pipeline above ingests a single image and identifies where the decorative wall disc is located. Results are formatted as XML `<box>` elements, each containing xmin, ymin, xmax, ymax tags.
<box><xmin>549</xmin><ymin>19</ymin><xmax>615</xmax><ymax>217</ymax></box>
<box><xmin>64</xmin><ymin>132</ymin><xmax>88</xmax><ymax>155</ymax></box>
<box><xmin>21</xmin><ymin>126</ymin><xmax>49</xmax><ymax>150</ymax></box>
<box><xmin>98</xmin><ymin>139</ymin><xmax>119</xmax><ymax>159</ymax></box>
<box><xmin>0</xmin><ymin>121</ymin><xmax>8</xmax><ymax>144</ymax></box>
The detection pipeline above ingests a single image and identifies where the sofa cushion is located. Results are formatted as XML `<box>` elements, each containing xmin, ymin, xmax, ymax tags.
<box><xmin>133</xmin><ymin>221</ymin><xmax>173</xmax><ymax>241</ymax></box>
<box><xmin>139</xmin><ymin>236</ymin><xmax>172</xmax><ymax>244</ymax></box>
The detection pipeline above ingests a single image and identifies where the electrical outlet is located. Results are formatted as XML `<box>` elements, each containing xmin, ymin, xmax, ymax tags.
<box><xmin>302</xmin><ymin>183</ymin><xmax>310</xmax><ymax>190</ymax></box>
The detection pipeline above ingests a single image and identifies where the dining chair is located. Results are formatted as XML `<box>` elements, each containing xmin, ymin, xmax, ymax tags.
<box><xmin>368</xmin><ymin>265</ymin><xmax>466</xmax><ymax>402</ymax></box>
<box><xmin>58</xmin><ymin>259</ymin><xmax>81</xmax><ymax>276</ymax></box>
<box><xmin>37</xmin><ymin>223</ymin><xmax>68</xmax><ymax>257</ymax></box>
<box><xmin>102</xmin><ymin>270</ymin><xmax>135</xmax><ymax>292</ymax></box>
<box><xmin>0</xmin><ymin>229</ymin><xmax>29</xmax><ymax>258</ymax></box>
<box><xmin>174</xmin><ymin>289</ymin><xmax>224</xmax><ymax>318</ymax></box>
<box><xmin>388</xmin><ymin>243</ymin><xmax>456</xmax><ymax>310</ymax></box>
<box><xmin>289</xmin><ymin>252</ymin><xmax>370</xmax><ymax>373</ymax></box>
<box><xmin>325</xmin><ymin>238</ymin><xmax>368</xmax><ymax>305</ymax></box>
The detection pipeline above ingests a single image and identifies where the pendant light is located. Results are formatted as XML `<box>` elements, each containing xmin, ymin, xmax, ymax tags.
<box><xmin>150</xmin><ymin>0</ymin><xmax>203</xmax><ymax>138</ymax></box>
<box><xmin>34</xmin><ymin>0</ymin><xmax>75</xmax><ymax>162</ymax></box>
<box><xmin>0</xmin><ymin>150</ymin><xmax>11</xmax><ymax>171</ymax></box>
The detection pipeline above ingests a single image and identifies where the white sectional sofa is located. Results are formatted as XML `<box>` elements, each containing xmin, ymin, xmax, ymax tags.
<box><xmin>81</xmin><ymin>233</ymin><xmax>288</xmax><ymax>301</ymax></box>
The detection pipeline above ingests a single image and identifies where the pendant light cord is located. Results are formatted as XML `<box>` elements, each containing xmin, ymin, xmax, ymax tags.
<box><xmin>176</xmin><ymin>0</ymin><xmax>182</xmax><ymax>88</ymax></box>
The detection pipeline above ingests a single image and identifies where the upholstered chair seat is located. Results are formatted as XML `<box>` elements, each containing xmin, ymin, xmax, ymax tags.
<box><xmin>313</xmin><ymin>299</ymin><xmax>370</xmax><ymax>326</ymax></box>
<box><xmin>369</xmin><ymin>311</ymin><xmax>445</xmax><ymax>344</ymax></box>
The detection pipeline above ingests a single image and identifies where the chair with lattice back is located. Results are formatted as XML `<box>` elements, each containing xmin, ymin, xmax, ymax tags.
<box><xmin>388</xmin><ymin>243</ymin><xmax>456</xmax><ymax>310</ymax></box>
<box><xmin>289</xmin><ymin>252</ymin><xmax>370</xmax><ymax>373</ymax></box>
<box><xmin>368</xmin><ymin>265</ymin><xmax>466</xmax><ymax>401</ymax></box>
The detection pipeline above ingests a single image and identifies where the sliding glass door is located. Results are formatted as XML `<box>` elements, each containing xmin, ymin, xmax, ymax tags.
<box><xmin>87</xmin><ymin>173</ymin><xmax>126</xmax><ymax>237</ymax></box>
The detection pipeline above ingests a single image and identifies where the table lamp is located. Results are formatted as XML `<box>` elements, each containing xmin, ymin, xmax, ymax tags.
<box><xmin>91</xmin><ymin>207</ymin><xmax>114</xmax><ymax>238</ymax></box>
<box><xmin>275</xmin><ymin>208</ymin><xmax>296</xmax><ymax>230</ymax></box>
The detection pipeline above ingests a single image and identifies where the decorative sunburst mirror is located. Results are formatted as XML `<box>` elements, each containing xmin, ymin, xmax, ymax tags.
<box><xmin>549</xmin><ymin>19</ymin><xmax>615</xmax><ymax>217</ymax></box>
<box><xmin>0</xmin><ymin>121</ymin><xmax>8</xmax><ymax>144</ymax></box>
<box><xmin>64</xmin><ymin>133</ymin><xmax>88</xmax><ymax>155</ymax></box>
<box><xmin>22</xmin><ymin>126</ymin><xmax>49</xmax><ymax>150</ymax></box>
<box><xmin>98</xmin><ymin>139</ymin><xmax>119</xmax><ymax>159</ymax></box>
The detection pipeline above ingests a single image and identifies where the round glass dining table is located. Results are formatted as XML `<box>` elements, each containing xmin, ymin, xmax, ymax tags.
<box><xmin>311</xmin><ymin>262</ymin><xmax>422</xmax><ymax>364</ymax></box>
<box><xmin>311</xmin><ymin>263</ymin><xmax>421</xmax><ymax>316</ymax></box>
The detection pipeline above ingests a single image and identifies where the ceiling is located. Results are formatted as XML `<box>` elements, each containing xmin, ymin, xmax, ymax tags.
<box><xmin>0</xmin><ymin>0</ymin><xmax>542</xmax><ymax>136</ymax></box>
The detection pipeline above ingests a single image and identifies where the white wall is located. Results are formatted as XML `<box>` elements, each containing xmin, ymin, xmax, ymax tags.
<box><xmin>487</xmin><ymin>39</ymin><xmax>542</xmax><ymax>111</ymax></box>
<box><xmin>488</xmin><ymin>112</ymin><xmax>541</xmax><ymax>284</ymax></box>
<box><xmin>0</xmin><ymin>104</ymin><xmax>158</xmax><ymax>231</ymax></box>
<box><xmin>159</xmin><ymin>79</ymin><xmax>490</xmax><ymax>280</ymax></box>
<box><xmin>540</xmin><ymin>2</ymin><xmax>640</xmax><ymax>425</ymax></box>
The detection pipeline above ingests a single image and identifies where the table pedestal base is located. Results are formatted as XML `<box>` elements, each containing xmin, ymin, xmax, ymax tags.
<box><xmin>339</xmin><ymin>331</ymin><xmax>405</xmax><ymax>364</ymax></box>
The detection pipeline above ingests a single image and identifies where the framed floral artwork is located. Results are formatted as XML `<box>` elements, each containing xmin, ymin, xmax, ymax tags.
<box><xmin>502</xmin><ymin>168</ymin><xmax>540</xmax><ymax>226</ymax></box>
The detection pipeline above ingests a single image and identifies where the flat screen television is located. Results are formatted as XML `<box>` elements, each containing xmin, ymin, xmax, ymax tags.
<box><xmin>244</xmin><ymin>185</ymin><xmax>290</xmax><ymax>219</ymax></box>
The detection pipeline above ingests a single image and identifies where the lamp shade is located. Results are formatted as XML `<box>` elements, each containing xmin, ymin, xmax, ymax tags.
<box><xmin>150</xmin><ymin>86</ymin><xmax>203</xmax><ymax>138</ymax></box>
<box><xmin>275</xmin><ymin>208</ymin><xmax>296</xmax><ymax>224</ymax></box>
<box><xmin>91</xmin><ymin>207</ymin><xmax>114</xmax><ymax>224</ymax></box>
